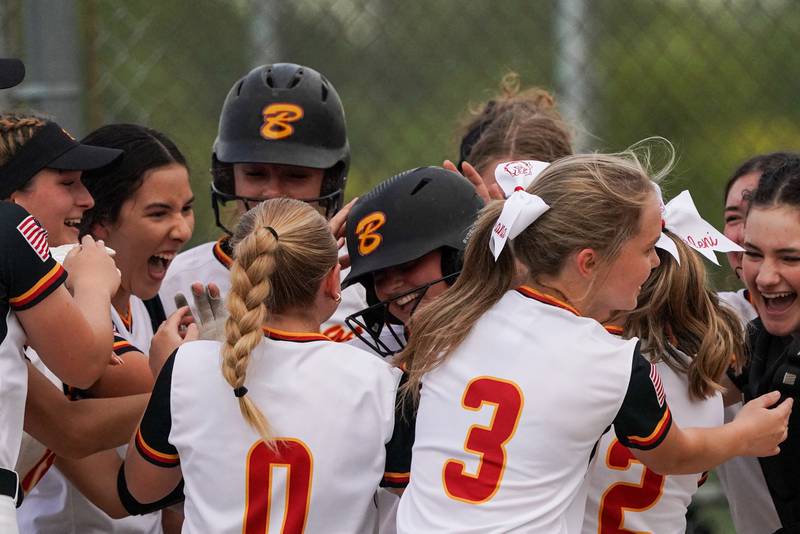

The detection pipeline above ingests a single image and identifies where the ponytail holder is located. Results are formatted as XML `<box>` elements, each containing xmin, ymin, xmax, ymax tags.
<box><xmin>264</xmin><ymin>226</ymin><xmax>279</xmax><ymax>240</ymax></box>
<box><xmin>233</xmin><ymin>386</ymin><xmax>248</xmax><ymax>398</ymax></box>
<box><xmin>488</xmin><ymin>160</ymin><xmax>551</xmax><ymax>261</ymax></box>
<box><xmin>654</xmin><ymin>188</ymin><xmax>744</xmax><ymax>265</ymax></box>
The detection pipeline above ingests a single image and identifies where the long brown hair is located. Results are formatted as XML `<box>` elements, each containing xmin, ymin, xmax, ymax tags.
<box><xmin>221</xmin><ymin>198</ymin><xmax>338</xmax><ymax>443</ymax></box>
<box><xmin>398</xmin><ymin>151</ymin><xmax>663</xmax><ymax>399</ymax></box>
<box><xmin>623</xmin><ymin>231</ymin><xmax>744</xmax><ymax>399</ymax></box>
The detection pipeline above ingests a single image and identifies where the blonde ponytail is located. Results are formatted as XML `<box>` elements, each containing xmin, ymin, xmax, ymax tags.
<box><xmin>221</xmin><ymin>198</ymin><xmax>338</xmax><ymax>445</ymax></box>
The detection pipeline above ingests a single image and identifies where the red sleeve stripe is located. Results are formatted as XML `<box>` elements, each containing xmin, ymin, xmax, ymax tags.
<box><xmin>626</xmin><ymin>407</ymin><xmax>672</xmax><ymax>448</ymax></box>
<box><xmin>21</xmin><ymin>449</ymin><xmax>56</xmax><ymax>493</ymax></box>
<box><xmin>135</xmin><ymin>428</ymin><xmax>179</xmax><ymax>467</ymax></box>
<box><xmin>9</xmin><ymin>263</ymin><xmax>65</xmax><ymax>309</ymax></box>
<box><xmin>112</xmin><ymin>339</ymin><xmax>138</xmax><ymax>355</ymax></box>
<box><xmin>382</xmin><ymin>471</ymin><xmax>410</xmax><ymax>483</ymax></box>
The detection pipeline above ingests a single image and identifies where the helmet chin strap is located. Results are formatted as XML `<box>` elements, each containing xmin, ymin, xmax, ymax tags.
<box><xmin>345</xmin><ymin>271</ymin><xmax>459</xmax><ymax>358</ymax></box>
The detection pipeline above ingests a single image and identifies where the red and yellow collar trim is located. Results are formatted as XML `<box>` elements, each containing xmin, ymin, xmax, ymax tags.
<box><xmin>213</xmin><ymin>236</ymin><xmax>233</xmax><ymax>269</ymax></box>
<box><xmin>604</xmin><ymin>325</ymin><xmax>624</xmax><ymax>336</ymax></box>
<box><xmin>516</xmin><ymin>285</ymin><xmax>580</xmax><ymax>316</ymax></box>
<box><xmin>262</xmin><ymin>326</ymin><xmax>330</xmax><ymax>343</ymax></box>
<box><xmin>118</xmin><ymin>303</ymin><xmax>133</xmax><ymax>332</ymax></box>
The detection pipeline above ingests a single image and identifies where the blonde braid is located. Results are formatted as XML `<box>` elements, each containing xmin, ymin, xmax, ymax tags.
<box><xmin>221</xmin><ymin>226</ymin><xmax>278</xmax><ymax>444</ymax></box>
<box><xmin>0</xmin><ymin>113</ymin><xmax>47</xmax><ymax>167</ymax></box>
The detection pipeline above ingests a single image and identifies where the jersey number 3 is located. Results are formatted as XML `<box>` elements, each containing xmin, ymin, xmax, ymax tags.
<box><xmin>443</xmin><ymin>376</ymin><xmax>524</xmax><ymax>504</ymax></box>
<box><xmin>243</xmin><ymin>439</ymin><xmax>313</xmax><ymax>534</ymax></box>
<box><xmin>598</xmin><ymin>438</ymin><xmax>665</xmax><ymax>533</ymax></box>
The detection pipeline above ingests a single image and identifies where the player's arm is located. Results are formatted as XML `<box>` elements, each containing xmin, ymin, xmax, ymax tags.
<box><xmin>13</xmin><ymin>234</ymin><xmax>119</xmax><ymax>388</ymax></box>
<box><xmin>81</xmin><ymin>335</ymin><xmax>154</xmax><ymax>398</ymax></box>
<box><xmin>56</xmin><ymin>450</ymin><xmax>129</xmax><ymax>519</ymax></box>
<box><xmin>124</xmin><ymin>352</ymin><xmax>184</xmax><ymax>504</ymax></box>
<box><xmin>616</xmin><ymin>349</ymin><xmax>791</xmax><ymax>475</ymax></box>
<box><xmin>24</xmin><ymin>362</ymin><xmax>149</xmax><ymax>459</ymax></box>
<box><xmin>382</xmin><ymin>372</ymin><xmax>413</xmax><ymax>494</ymax></box>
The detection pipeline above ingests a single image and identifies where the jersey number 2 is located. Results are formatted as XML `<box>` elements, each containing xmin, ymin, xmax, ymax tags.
<box><xmin>443</xmin><ymin>376</ymin><xmax>524</xmax><ymax>503</ymax></box>
<box><xmin>243</xmin><ymin>439</ymin><xmax>313</xmax><ymax>534</ymax></box>
<box><xmin>598</xmin><ymin>438</ymin><xmax>665</xmax><ymax>533</ymax></box>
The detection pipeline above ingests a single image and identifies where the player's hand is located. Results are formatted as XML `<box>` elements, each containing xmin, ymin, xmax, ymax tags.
<box><xmin>732</xmin><ymin>391</ymin><xmax>792</xmax><ymax>457</ymax></box>
<box><xmin>149</xmin><ymin>306</ymin><xmax>198</xmax><ymax>378</ymax></box>
<box><xmin>174</xmin><ymin>283</ymin><xmax>226</xmax><ymax>341</ymax></box>
<box><xmin>443</xmin><ymin>159</ymin><xmax>505</xmax><ymax>203</ymax></box>
<box><xmin>327</xmin><ymin>197</ymin><xmax>356</xmax><ymax>270</ymax></box>
<box><xmin>328</xmin><ymin>197</ymin><xmax>357</xmax><ymax>242</ymax></box>
<box><xmin>63</xmin><ymin>235</ymin><xmax>121</xmax><ymax>296</ymax></box>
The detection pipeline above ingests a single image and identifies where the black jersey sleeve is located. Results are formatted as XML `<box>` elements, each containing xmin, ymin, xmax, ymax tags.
<box><xmin>613</xmin><ymin>344</ymin><xmax>673</xmax><ymax>451</ymax></box>
<box><xmin>382</xmin><ymin>373</ymin><xmax>414</xmax><ymax>488</ymax></box>
<box><xmin>135</xmin><ymin>350</ymin><xmax>179</xmax><ymax>467</ymax></box>
<box><xmin>0</xmin><ymin>203</ymin><xmax>66</xmax><ymax>311</ymax></box>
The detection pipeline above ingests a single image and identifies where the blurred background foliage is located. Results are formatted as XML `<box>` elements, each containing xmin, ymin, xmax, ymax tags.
<box><xmin>3</xmin><ymin>0</ymin><xmax>799</xmax><ymax>290</ymax></box>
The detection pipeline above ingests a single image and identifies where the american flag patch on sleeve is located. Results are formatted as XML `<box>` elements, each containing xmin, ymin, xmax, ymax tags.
<box><xmin>649</xmin><ymin>363</ymin><xmax>666</xmax><ymax>407</ymax></box>
<box><xmin>17</xmin><ymin>215</ymin><xmax>51</xmax><ymax>261</ymax></box>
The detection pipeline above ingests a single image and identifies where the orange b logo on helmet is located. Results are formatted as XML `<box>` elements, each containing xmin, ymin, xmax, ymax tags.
<box><xmin>355</xmin><ymin>212</ymin><xmax>386</xmax><ymax>256</ymax></box>
<box><xmin>260</xmin><ymin>103</ymin><xmax>304</xmax><ymax>140</ymax></box>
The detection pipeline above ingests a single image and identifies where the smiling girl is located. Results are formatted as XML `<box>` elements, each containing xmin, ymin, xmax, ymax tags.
<box><xmin>395</xmin><ymin>151</ymin><xmax>791</xmax><ymax>534</ymax></box>
<box><xmin>18</xmin><ymin>124</ymin><xmax>196</xmax><ymax>534</ymax></box>
<box><xmin>0</xmin><ymin>111</ymin><xmax>122</xmax><ymax>532</ymax></box>
<box><xmin>739</xmin><ymin>155</ymin><xmax>800</xmax><ymax>529</ymax></box>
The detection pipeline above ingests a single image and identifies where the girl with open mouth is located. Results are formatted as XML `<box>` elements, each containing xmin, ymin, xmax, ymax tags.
<box><xmin>18</xmin><ymin>123</ymin><xmax>196</xmax><ymax>534</ymax></box>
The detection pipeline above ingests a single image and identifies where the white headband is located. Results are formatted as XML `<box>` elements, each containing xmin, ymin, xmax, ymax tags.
<box><xmin>654</xmin><ymin>188</ymin><xmax>743</xmax><ymax>265</ymax></box>
<box><xmin>489</xmin><ymin>160</ymin><xmax>551</xmax><ymax>260</ymax></box>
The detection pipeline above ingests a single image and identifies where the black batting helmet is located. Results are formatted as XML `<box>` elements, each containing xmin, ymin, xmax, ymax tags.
<box><xmin>211</xmin><ymin>63</ymin><xmax>350</xmax><ymax>233</ymax></box>
<box><xmin>343</xmin><ymin>167</ymin><xmax>483</xmax><ymax>356</ymax></box>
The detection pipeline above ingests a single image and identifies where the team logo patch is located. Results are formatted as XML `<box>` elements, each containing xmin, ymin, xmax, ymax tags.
<box><xmin>17</xmin><ymin>215</ymin><xmax>50</xmax><ymax>261</ymax></box>
<box><xmin>260</xmin><ymin>103</ymin><xmax>304</xmax><ymax>140</ymax></box>
<box><xmin>502</xmin><ymin>160</ymin><xmax>535</xmax><ymax>178</ymax></box>
<box><xmin>355</xmin><ymin>211</ymin><xmax>386</xmax><ymax>256</ymax></box>
<box><xmin>649</xmin><ymin>363</ymin><xmax>666</xmax><ymax>407</ymax></box>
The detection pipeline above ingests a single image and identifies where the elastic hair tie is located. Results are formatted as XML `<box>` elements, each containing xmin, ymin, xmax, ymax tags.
<box><xmin>264</xmin><ymin>226</ymin><xmax>279</xmax><ymax>240</ymax></box>
<box><xmin>233</xmin><ymin>386</ymin><xmax>248</xmax><ymax>398</ymax></box>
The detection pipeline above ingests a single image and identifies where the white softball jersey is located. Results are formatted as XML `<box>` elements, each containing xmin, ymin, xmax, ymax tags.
<box><xmin>159</xmin><ymin>237</ymin><xmax>367</xmax><ymax>342</ymax></box>
<box><xmin>396</xmin><ymin>287</ymin><xmax>673</xmax><ymax>534</ymax></box>
<box><xmin>582</xmin><ymin>348</ymin><xmax>722</xmax><ymax>534</ymax></box>
<box><xmin>714</xmin><ymin>289</ymin><xmax>781</xmax><ymax>534</ymax></box>
<box><xmin>18</xmin><ymin>296</ymin><xmax>161</xmax><ymax>534</ymax></box>
<box><xmin>133</xmin><ymin>328</ymin><xmax>401</xmax><ymax>534</ymax></box>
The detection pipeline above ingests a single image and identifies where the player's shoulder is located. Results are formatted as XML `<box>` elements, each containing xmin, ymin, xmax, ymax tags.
<box><xmin>0</xmin><ymin>201</ymin><xmax>31</xmax><ymax>226</ymax></box>
<box><xmin>316</xmin><ymin>339</ymin><xmax>402</xmax><ymax>380</ymax></box>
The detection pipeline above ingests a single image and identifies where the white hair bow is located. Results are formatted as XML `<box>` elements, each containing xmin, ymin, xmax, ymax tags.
<box><xmin>655</xmin><ymin>189</ymin><xmax>743</xmax><ymax>265</ymax></box>
<box><xmin>489</xmin><ymin>160</ymin><xmax>551</xmax><ymax>260</ymax></box>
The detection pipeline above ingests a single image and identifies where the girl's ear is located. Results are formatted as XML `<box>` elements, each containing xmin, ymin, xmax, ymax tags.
<box><xmin>324</xmin><ymin>262</ymin><xmax>342</xmax><ymax>301</ymax></box>
<box><xmin>575</xmin><ymin>247</ymin><xmax>599</xmax><ymax>278</ymax></box>
<box><xmin>90</xmin><ymin>220</ymin><xmax>111</xmax><ymax>242</ymax></box>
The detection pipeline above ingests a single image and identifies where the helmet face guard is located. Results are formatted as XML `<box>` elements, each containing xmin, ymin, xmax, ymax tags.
<box><xmin>345</xmin><ymin>271</ymin><xmax>459</xmax><ymax>358</ymax></box>
<box><xmin>211</xmin><ymin>63</ymin><xmax>349</xmax><ymax>234</ymax></box>
<box><xmin>210</xmin><ymin>170</ymin><xmax>343</xmax><ymax>235</ymax></box>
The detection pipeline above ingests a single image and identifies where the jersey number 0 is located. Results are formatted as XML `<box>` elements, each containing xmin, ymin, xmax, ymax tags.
<box><xmin>243</xmin><ymin>439</ymin><xmax>313</xmax><ymax>534</ymax></box>
<box><xmin>443</xmin><ymin>376</ymin><xmax>524</xmax><ymax>504</ymax></box>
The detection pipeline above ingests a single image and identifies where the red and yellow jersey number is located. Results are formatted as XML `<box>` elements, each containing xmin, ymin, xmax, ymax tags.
<box><xmin>597</xmin><ymin>438</ymin><xmax>665</xmax><ymax>534</ymax></box>
<box><xmin>243</xmin><ymin>438</ymin><xmax>313</xmax><ymax>534</ymax></box>
<box><xmin>443</xmin><ymin>376</ymin><xmax>524</xmax><ymax>504</ymax></box>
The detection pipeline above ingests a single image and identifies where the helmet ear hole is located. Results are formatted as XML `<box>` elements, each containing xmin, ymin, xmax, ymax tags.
<box><xmin>440</xmin><ymin>247</ymin><xmax>463</xmax><ymax>283</ymax></box>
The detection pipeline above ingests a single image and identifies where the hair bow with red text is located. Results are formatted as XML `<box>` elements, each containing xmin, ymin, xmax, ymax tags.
<box><xmin>489</xmin><ymin>160</ymin><xmax>551</xmax><ymax>260</ymax></box>
<box><xmin>655</xmin><ymin>188</ymin><xmax>743</xmax><ymax>265</ymax></box>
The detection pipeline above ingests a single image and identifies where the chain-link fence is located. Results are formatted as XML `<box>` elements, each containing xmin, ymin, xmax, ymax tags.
<box><xmin>5</xmin><ymin>0</ymin><xmax>796</xmax><ymax>530</ymax></box>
